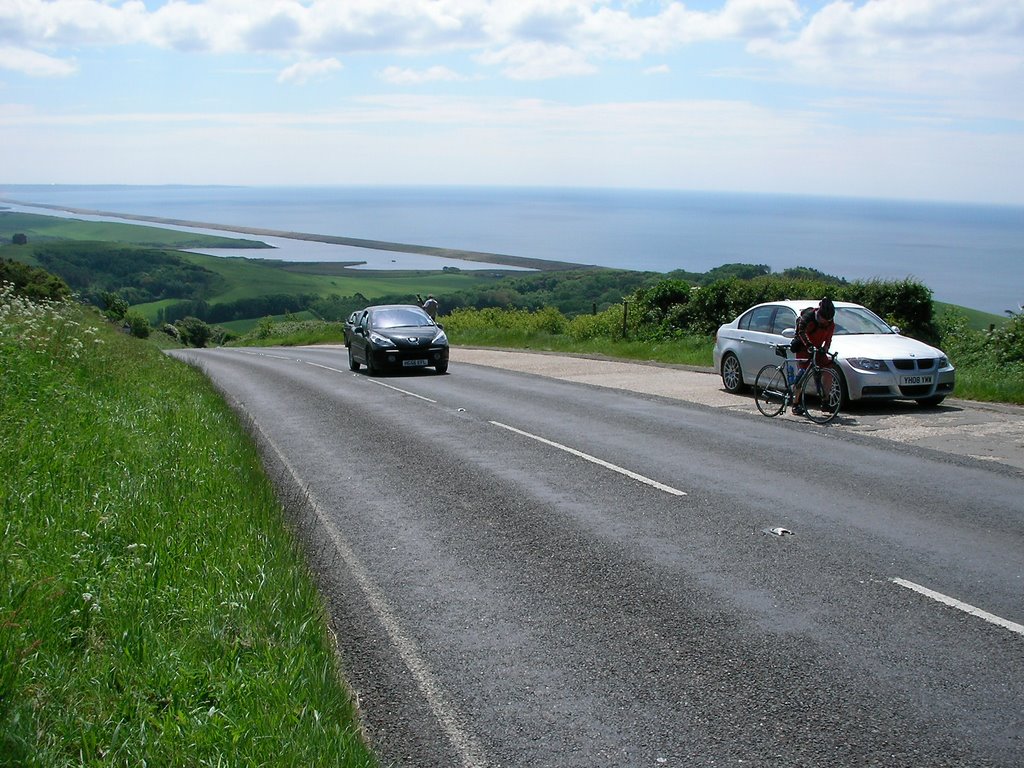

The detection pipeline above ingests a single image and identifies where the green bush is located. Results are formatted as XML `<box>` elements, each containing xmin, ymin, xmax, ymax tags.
<box><xmin>991</xmin><ymin>312</ymin><xmax>1024</xmax><ymax>364</ymax></box>
<box><xmin>125</xmin><ymin>310</ymin><xmax>151</xmax><ymax>339</ymax></box>
<box><xmin>444</xmin><ymin>306</ymin><xmax>569</xmax><ymax>336</ymax></box>
<box><xmin>567</xmin><ymin>304</ymin><xmax>635</xmax><ymax>341</ymax></box>
<box><xmin>628</xmin><ymin>275</ymin><xmax>939</xmax><ymax>342</ymax></box>
<box><xmin>176</xmin><ymin>316</ymin><xmax>212</xmax><ymax>348</ymax></box>
<box><xmin>101</xmin><ymin>291</ymin><xmax>129</xmax><ymax>321</ymax></box>
<box><xmin>0</xmin><ymin>259</ymin><xmax>71</xmax><ymax>302</ymax></box>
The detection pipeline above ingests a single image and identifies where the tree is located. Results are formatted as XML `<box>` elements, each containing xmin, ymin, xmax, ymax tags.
<box><xmin>100</xmin><ymin>292</ymin><xmax>129</xmax><ymax>321</ymax></box>
<box><xmin>176</xmin><ymin>316</ymin><xmax>212</xmax><ymax>348</ymax></box>
<box><xmin>12</xmin><ymin>233</ymin><xmax>28</xmax><ymax>245</ymax></box>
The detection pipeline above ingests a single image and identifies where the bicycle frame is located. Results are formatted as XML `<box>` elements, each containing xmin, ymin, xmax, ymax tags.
<box><xmin>755</xmin><ymin>345</ymin><xmax>841</xmax><ymax>424</ymax></box>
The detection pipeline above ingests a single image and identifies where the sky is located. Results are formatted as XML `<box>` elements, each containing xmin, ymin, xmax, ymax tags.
<box><xmin>1</xmin><ymin>0</ymin><xmax>1023</xmax><ymax>205</ymax></box>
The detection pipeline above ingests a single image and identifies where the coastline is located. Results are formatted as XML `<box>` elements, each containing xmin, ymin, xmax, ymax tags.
<box><xmin>1</xmin><ymin>198</ymin><xmax>594</xmax><ymax>273</ymax></box>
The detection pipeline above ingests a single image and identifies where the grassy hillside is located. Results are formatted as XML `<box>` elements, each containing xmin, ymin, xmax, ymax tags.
<box><xmin>0</xmin><ymin>284</ymin><xmax>376</xmax><ymax>766</ymax></box>
<box><xmin>173</xmin><ymin>252</ymin><xmax>492</xmax><ymax>304</ymax></box>
<box><xmin>934</xmin><ymin>301</ymin><xmax>1010</xmax><ymax>330</ymax></box>
<box><xmin>0</xmin><ymin>212</ymin><xmax>534</xmax><ymax>324</ymax></box>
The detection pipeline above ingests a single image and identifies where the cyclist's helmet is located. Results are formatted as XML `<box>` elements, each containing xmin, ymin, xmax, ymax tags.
<box><xmin>817</xmin><ymin>297</ymin><xmax>835</xmax><ymax>321</ymax></box>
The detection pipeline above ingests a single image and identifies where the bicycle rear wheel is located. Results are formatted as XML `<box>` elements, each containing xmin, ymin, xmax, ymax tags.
<box><xmin>754</xmin><ymin>364</ymin><xmax>788</xmax><ymax>417</ymax></box>
<box><xmin>801</xmin><ymin>367</ymin><xmax>842</xmax><ymax>424</ymax></box>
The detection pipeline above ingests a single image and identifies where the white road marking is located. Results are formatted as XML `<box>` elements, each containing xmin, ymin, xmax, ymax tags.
<box><xmin>239</xmin><ymin>350</ymin><xmax>439</xmax><ymax>403</ymax></box>
<box><xmin>249</xmin><ymin>419</ymin><xmax>489</xmax><ymax>768</ymax></box>
<box><xmin>490</xmin><ymin>421</ymin><xmax>687</xmax><ymax>496</ymax></box>
<box><xmin>364</xmin><ymin>377</ymin><xmax>437</xmax><ymax>402</ymax></box>
<box><xmin>891</xmin><ymin>578</ymin><xmax>1024</xmax><ymax>637</ymax></box>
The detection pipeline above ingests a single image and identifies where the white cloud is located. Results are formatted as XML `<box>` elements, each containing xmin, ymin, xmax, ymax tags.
<box><xmin>277</xmin><ymin>57</ymin><xmax>343</xmax><ymax>85</ymax></box>
<box><xmin>750</xmin><ymin>0</ymin><xmax>1024</xmax><ymax>92</ymax></box>
<box><xmin>379</xmin><ymin>65</ymin><xmax>467</xmax><ymax>84</ymax></box>
<box><xmin>477</xmin><ymin>41</ymin><xmax>597</xmax><ymax>79</ymax></box>
<box><xmin>0</xmin><ymin>0</ymin><xmax>804</xmax><ymax>77</ymax></box>
<box><xmin>0</xmin><ymin>46</ymin><xmax>77</xmax><ymax>77</ymax></box>
<box><xmin>644</xmin><ymin>64</ymin><xmax>671</xmax><ymax>76</ymax></box>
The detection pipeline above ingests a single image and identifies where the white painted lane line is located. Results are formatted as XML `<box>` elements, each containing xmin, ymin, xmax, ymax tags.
<box><xmin>364</xmin><ymin>377</ymin><xmax>437</xmax><ymax>402</ymax></box>
<box><xmin>891</xmin><ymin>578</ymin><xmax>1024</xmax><ymax>637</ymax></box>
<box><xmin>239</xmin><ymin>351</ymin><xmax>440</xmax><ymax>403</ymax></box>
<box><xmin>490</xmin><ymin>421</ymin><xmax>687</xmax><ymax>497</ymax></box>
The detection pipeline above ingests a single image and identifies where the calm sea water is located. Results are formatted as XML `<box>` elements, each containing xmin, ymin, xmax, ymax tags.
<box><xmin>2</xmin><ymin>184</ymin><xmax>1022</xmax><ymax>314</ymax></box>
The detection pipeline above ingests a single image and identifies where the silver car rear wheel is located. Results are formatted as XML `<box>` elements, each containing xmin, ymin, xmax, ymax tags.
<box><xmin>721</xmin><ymin>353</ymin><xmax>746</xmax><ymax>393</ymax></box>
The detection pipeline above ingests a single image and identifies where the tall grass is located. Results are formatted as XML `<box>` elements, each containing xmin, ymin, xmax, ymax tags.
<box><xmin>0</xmin><ymin>283</ymin><xmax>375</xmax><ymax>766</ymax></box>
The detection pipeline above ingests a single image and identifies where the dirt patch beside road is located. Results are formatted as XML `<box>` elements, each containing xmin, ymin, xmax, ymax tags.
<box><xmin>451</xmin><ymin>347</ymin><xmax>1024</xmax><ymax>473</ymax></box>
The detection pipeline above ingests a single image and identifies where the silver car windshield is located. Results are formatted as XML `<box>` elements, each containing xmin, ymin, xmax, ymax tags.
<box><xmin>372</xmin><ymin>308</ymin><xmax>433</xmax><ymax>329</ymax></box>
<box><xmin>834</xmin><ymin>307</ymin><xmax>895</xmax><ymax>335</ymax></box>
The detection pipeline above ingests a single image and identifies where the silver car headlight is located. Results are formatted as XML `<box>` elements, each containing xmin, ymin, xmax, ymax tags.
<box><xmin>432</xmin><ymin>329</ymin><xmax>448</xmax><ymax>345</ymax></box>
<box><xmin>847</xmin><ymin>357</ymin><xmax>887</xmax><ymax>372</ymax></box>
<box><xmin>937</xmin><ymin>356</ymin><xmax>949</xmax><ymax>368</ymax></box>
<box><xmin>369</xmin><ymin>332</ymin><xmax>396</xmax><ymax>348</ymax></box>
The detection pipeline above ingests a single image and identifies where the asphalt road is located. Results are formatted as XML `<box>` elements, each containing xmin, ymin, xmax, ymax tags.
<box><xmin>169</xmin><ymin>345</ymin><xmax>1024</xmax><ymax>768</ymax></box>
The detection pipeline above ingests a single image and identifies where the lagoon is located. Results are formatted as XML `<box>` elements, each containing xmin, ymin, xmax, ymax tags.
<box><xmin>2</xmin><ymin>185</ymin><xmax>1021</xmax><ymax>314</ymax></box>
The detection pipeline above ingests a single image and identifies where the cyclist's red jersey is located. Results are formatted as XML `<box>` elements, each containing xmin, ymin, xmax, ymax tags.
<box><xmin>793</xmin><ymin>307</ymin><xmax>834</xmax><ymax>364</ymax></box>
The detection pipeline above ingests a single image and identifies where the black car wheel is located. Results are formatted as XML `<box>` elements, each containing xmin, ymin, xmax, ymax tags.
<box><xmin>348</xmin><ymin>346</ymin><xmax>360</xmax><ymax>371</ymax></box>
<box><xmin>721</xmin><ymin>353</ymin><xmax>746</xmax><ymax>393</ymax></box>
<box><xmin>435</xmin><ymin>360</ymin><xmax>449</xmax><ymax>374</ymax></box>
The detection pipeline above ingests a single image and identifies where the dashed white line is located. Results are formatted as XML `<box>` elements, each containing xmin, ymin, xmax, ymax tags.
<box><xmin>490</xmin><ymin>421</ymin><xmax>687</xmax><ymax>496</ymax></box>
<box><xmin>891</xmin><ymin>578</ymin><xmax>1024</xmax><ymax>637</ymax></box>
<box><xmin>363</xmin><ymin>377</ymin><xmax>437</xmax><ymax>402</ymax></box>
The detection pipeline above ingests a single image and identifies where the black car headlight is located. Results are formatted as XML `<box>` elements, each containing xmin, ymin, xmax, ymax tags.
<box><xmin>847</xmin><ymin>357</ymin><xmax>887</xmax><ymax>372</ymax></box>
<box><xmin>369</xmin><ymin>331</ymin><xmax>396</xmax><ymax>348</ymax></box>
<box><xmin>432</xmin><ymin>329</ymin><xmax>448</xmax><ymax>345</ymax></box>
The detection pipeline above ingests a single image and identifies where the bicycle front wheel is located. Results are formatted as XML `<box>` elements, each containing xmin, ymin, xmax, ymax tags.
<box><xmin>801</xmin><ymin>367</ymin><xmax>842</xmax><ymax>424</ymax></box>
<box><xmin>754</xmin><ymin>364</ymin><xmax>788</xmax><ymax>417</ymax></box>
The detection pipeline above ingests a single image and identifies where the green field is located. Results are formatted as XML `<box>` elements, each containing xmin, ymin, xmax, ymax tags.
<box><xmin>0</xmin><ymin>211</ymin><xmax>525</xmax><ymax>324</ymax></box>
<box><xmin>0</xmin><ymin>210</ymin><xmax>270</xmax><ymax>249</ymax></box>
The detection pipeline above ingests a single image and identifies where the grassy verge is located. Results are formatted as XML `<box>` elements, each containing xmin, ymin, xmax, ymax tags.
<box><xmin>449</xmin><ymin>327</ymin><xmax>714</xmax><ymax>367</ymax></box>
<box><xmin>0</xmin><ymin>285</ymin><xmax>375</xmax><ymax>766</ymax></box>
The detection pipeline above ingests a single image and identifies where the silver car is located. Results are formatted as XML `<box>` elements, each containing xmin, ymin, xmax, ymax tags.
<box><xmin>713</xmin><ymin>300</ymin><xmax>955</xmax><ymax>406</ymax></box>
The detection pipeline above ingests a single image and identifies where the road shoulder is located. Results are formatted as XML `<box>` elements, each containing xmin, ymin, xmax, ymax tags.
<box><xmin>450</xmin><ymin>347</ymin><xmax>1024</xmax><ymax>473</ymax></box>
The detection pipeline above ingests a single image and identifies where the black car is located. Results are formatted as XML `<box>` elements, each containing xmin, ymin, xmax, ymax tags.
<box><xmin>343</xmin><ymin>310</ymin><xmax>363</xmax><ymax>348</ymax></box>
<box><xmin>348</xmin><ymin>304</ymin><xmax>449</xmax><ymax>374</ymax></box>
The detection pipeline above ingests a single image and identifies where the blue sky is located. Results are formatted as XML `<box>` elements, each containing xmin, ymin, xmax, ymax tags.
<box><xmin>2</xmin><ymin>0</ymin><xmax>1023</xmax><ymax>204</ymax></box>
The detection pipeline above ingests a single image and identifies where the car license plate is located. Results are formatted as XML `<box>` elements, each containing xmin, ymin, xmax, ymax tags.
<box><xmin>900</xmin><ymin>374</ymin><xmax>933</xmax><ymax>385</ymax></box>
<box><xmin>403</xmin><ymin>359</ymin><xmax>428</xmax><ymax>367</ymax></box>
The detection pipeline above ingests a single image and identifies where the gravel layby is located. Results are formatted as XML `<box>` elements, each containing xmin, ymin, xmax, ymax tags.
<box><xmin>450</xmin><ymin>347</ymin><xmax>1024</xmax><ymax>473</ymax></box>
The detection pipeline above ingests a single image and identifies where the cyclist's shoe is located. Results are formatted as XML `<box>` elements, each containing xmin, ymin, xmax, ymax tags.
<box><xmin>792</xmin><ymin>404</ymin><xmax>806</xmax><ymax>416</ymax></box>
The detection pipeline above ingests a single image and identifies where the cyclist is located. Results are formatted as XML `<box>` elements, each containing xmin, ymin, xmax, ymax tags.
<box><xmin>790</xmin><ymin>297</ymin><xmax>836</xmax><ymax>415</ymax></box>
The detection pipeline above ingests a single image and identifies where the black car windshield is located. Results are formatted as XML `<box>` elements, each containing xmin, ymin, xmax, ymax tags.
<box><xmin>372</xmin><ymin>308</ymin><xmax>433</xmax><ymax>329</ymax></box>
<box><xmin>833</xmin><ymin>307</ymin><xmax>895</xmax><ymax>335</ymax></box>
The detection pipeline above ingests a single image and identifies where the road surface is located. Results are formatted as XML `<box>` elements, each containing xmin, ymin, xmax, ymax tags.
<box><xmin>169</xmin><ymin>345</ymin><xmax>1024</xmax><ymax>768</ymax></box>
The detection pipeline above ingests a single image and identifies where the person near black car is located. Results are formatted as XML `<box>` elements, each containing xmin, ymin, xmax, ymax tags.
<box><xmin>790</xmin><ymin>297</ymin><xmax>836</xmax><ymax>415</ymax></box>
<box><xmin>417</xmin><ymin>293</ymin><xmax>439</xmax><ymax>320</ymax></box>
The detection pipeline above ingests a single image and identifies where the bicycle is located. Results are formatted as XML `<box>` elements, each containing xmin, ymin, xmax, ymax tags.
<box><xmin>754</xmin><ymin>344</ymin><xmax>842</xmax><ymax>424</ymax></box>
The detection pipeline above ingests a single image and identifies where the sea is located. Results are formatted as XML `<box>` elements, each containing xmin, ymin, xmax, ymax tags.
<box><xmin>1</xmin><ymin>184</ymin><xmax>1021</xmax><ymax>315</ymax></box>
